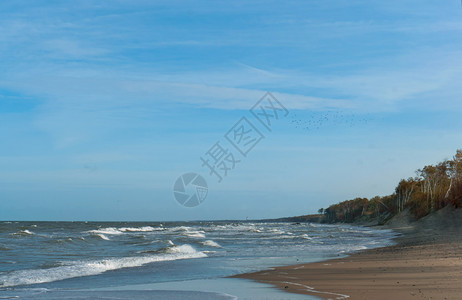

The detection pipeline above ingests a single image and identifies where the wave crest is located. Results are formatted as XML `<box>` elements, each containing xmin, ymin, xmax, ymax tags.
<box><xmin>0</xmin><ymin>244</ymin><xmax>206</xmax><ymax>287</ymax></box>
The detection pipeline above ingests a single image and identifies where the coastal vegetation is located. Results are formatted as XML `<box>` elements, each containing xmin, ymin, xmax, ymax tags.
<box><xmin>319</xmin><ymin>150</ymin><xmax>462</xmax><ymax>224</ymax></box>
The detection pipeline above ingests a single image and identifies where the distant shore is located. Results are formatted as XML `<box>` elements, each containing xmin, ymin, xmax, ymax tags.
<box><xmin>233</xmin><ymin>206</ymin><xmax>462</xmax><ymax>300</ymax></box>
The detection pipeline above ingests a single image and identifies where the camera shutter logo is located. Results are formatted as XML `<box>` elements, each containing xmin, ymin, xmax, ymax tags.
<box><xmin>173</xmin><ymin>173</ymin><xmax>208</xmax><ymax>207</ymax></box>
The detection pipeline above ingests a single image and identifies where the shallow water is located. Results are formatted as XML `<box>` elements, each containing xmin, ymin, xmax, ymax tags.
<box><xmin>0</xmin><ymin>221</ymin><xmax>396</xmax><ymax>298</ymax></box>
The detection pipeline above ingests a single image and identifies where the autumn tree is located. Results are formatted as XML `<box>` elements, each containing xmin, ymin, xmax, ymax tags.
<box><xmin>445</xmin><ymin>150</ymin><xmax>462</xmax><ymax>206</ymax></box>
<box><xmin>319</xmin><ymin>149</ymin><xmax>462</xmax><ymax>223</ymax></box>
<box><xmin>395</xmin><ymin>178</ymin><xmax>418</xmax><ymax>212</ymax></box>
<box><xmin>417</xmin><ymin>163</ymin><xmax>450</xmax><ymax>212</ymax></box>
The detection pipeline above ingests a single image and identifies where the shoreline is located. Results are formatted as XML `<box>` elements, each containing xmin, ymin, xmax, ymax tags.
<box><xmin>232</xmin><ymin>206</ymin><xmax>462</xmax><ymax>299</ymax></box>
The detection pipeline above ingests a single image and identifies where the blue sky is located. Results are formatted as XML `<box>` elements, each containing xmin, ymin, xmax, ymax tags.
<box><xmin>1</xmin><ymin>0</ymin><xmax>462</xmax><ymax>221</ymax></box>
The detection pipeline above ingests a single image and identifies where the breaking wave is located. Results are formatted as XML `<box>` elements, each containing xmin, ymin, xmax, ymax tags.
<box><xmin>0</xmin><ymin>244</ymin><xmax>206</xmax><ymax>287</ymax></box>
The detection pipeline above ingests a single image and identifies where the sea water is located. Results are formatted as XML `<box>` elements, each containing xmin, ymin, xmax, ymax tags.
<box><xmin>0</xmin><ymin>221</ymin><xmax>396</xmax><ymax>299</ymax></box>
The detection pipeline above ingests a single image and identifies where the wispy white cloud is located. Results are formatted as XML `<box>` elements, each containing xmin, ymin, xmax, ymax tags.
<box><xmin>42</xmin><ymin>39</ymin><xmax>109</xmax><ymax>59</ymax></box>
<box><xmin>1</xmin><ymin>0</ymin><xmax>462</xmax><ymax>220</ymax></box>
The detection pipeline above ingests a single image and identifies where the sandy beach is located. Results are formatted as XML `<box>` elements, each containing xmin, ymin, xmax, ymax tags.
<box><xmin>234</xmin><ymin>206</ymin><xmax>462</xmax><ymax>300</ymax></box>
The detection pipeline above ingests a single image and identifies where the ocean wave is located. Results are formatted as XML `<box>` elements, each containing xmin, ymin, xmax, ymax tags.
<box><xmin>169</xmin><ymin>226</ymin><xmax>207</xmax><ymax>238</ymax></box>
<box><xmin>300</xmin><ymin>234</ymin><xmax>312</xmax><ymax>240</ymax></box>
<box><xmin>43</xmin><ymin>236</ymin><xmax>85</xmax><ymax>245</ymax></box>
<box><xmin>137</xmin><ymin>242</ymin><xmax>193</xmax><ymax>255</ymax></box>
<box><xmin>169</xmin><ymin>226</ymin><xmax>193</xmax><ymax>232</ymax></box>
<box><xmin>87</xmin><ymin>227</ymin><xmax>123</xmax><ymax>235</ymax></box>
<box><xmin>119</xmin><ymin>226</ymin><xmax>163</xmax><ymax>232</ymax></box>
<box><xmin>11</xmin><ymin>230</ymin><xmax>35</xmax><ymax>236</ymax></box>
<box><xmin>86</xmin><ymin>226</ymin><xmax>164</xmax><ymax>236</ymax></box>
<box><xmin>201</xmin><ymin>240</ymin><xmax>222</xmax><ymax>248</ymax></box>
<box><xmin>266</xmin><ymin>234</ymin><xmax>295</xmax><ymax>240</ymax></box>
<box><xmin>182</xmin><ymin>230</ymin><xmax>206</xmax><ymax>238</ymax></box>
<box><xmin>211</xmin><ymin>224</ymin><xmax>261</xmax><ymax>232</ymax></box>
<box><xmin>95</xmin><ymin>234</ymin><xmax>110</xmax><ymax>241</ymax></box>
<box><xmin>137</xmin><ymin>250</ymin><xmax>157</xmax><ymax>255</ymax></box>
<box><xmin>165</xmin><ymin>244</ymin><xmax>196</xmax><ymax>254</ymax></box>
<box><xmin>268</xmin><ymin>229</ymin><xmax>285</xmax><ymax>235</ymax></box>
<box><xmin>0</xmin><ymin>244</ymin><xmax>206</xmax><ymax>287</ymax></box>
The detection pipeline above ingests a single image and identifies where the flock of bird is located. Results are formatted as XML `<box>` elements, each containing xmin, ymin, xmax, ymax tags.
<box><xmin>289</xmin><ymin>111</ymin><xmax>371</xmax><ymax>132</ymax></box>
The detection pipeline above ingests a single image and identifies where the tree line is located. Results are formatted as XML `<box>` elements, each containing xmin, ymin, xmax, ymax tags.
<box><xmin>319</xmin><ymin>150</ymin><xmax>462</xmax><ymax>224</ymax></box>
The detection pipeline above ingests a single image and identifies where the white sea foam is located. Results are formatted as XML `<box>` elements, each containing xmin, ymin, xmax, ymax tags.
<box><xmin>12</xmin><ymin>230</ymin><xmax>35</xmax><ymax>236</ymax></box>
<box><xmin>166</xmin><ymin>244</ymin><xmax>200</xmax><ymax>254</ymax></box>
<box><xmin>213</xmin><ymin>224</ymin><xmax>260</xmax><ymax>232</ymax></box>
<box><xmin>0</xmin><ymin>244</ymin><xmax>206</xmax><ymax>287</ymax></box>
<box><xmin>268</xmin><ymin>229</ymin><xmax>285</xmax><ymax>235</ymax></box>
<box><xmin>267</xmin><ymin>234</ymin><xmax>295</xmax><ymax>239</ymax></box>
<box><xmin>86</xmin><ymin>226</ymin><xmax>163</xmax><ymax>236</ymax></box>
<box><xmin>96</xmin><ymin>234</ymin><xmax>110</xmax><ymax>241</ymax></box>
<box><xmin>202</xmin><ymin>240</ymin><xmax>222</xmax><ymax>248</ymax></box>
<box><xmin>119</xmin><ymin>226</ymin><xmax>163</xmax><ymax>232</ymax></box>
<box><xmin>300</xmin><ymin>234</ymin><xmax>312</xmax><ymax>240</ymax></box>
<box><xmin>171</xmin><ymin>227</ymin><xmax>207</xmax><ymax>238</ymax></box>
<box><xmin>183</xmin><ymin>231</ymin><xmax>206</xmax><ymax>238</ymax></box>
<box><xmin>170</xmin><ymin>226</ymin><xmax>192</xmax><ymax>232</ymax></box>
<box><xmin>87</xmin><ymin>227</ymin><xmax>123</xmax><ymax>235</ymax></box>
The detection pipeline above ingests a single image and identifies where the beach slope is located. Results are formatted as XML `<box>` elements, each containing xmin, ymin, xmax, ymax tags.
<box><xmin>234</xmin><ymin>206</ymin><xmax>462</xmax><ymax>300</ymax></box>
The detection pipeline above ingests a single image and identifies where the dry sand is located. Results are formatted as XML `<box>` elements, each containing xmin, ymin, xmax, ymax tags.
<box><xmin>234</xmin><ymin>206</ymin><xmax>462</xmax><ymax>300</ymax></box>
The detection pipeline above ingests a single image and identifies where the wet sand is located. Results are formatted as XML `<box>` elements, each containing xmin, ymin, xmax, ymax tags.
<box><xmin>234</xmin><ymin>206</ymin><xmax>462</xmax><ymax>299</ymax></box>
